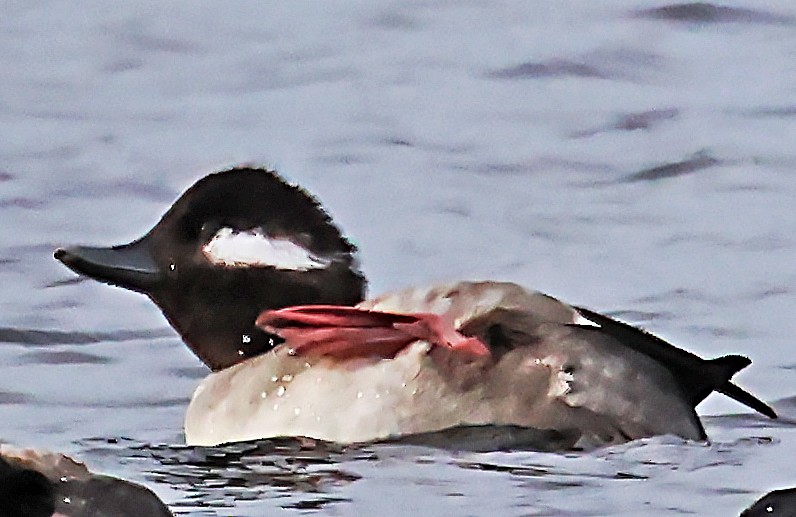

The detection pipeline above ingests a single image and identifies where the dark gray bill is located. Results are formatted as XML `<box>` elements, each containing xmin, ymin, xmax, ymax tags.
<box><xmin>54</xmin><ymin>242</ymin><xmax>161</xmax><ymax>292</ymax></box>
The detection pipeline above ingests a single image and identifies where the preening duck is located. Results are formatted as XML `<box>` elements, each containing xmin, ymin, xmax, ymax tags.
<box><xmin>55</xmin><ymin>167</ymin><xmax>776</xmax><ymax>449</ymax></box>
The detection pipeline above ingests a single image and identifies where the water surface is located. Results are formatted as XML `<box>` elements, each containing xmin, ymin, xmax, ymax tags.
<box><xmin>2</xmin><ymin>1</ymin><xmax>796</xmax><ymax>514</ymax></box>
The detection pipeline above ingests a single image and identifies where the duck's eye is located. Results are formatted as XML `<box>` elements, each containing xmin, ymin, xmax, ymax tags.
<box><xmin>198</xmin><ymin>221</ymin><xmax>222</xmax><ymax>241</ymax></box>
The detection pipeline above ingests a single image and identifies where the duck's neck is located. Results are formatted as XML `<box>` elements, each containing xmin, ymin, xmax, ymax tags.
<box><xmin>154</xmin><ymin>266</ymin><xmax>366</xmax><ymax>370</ymax></box>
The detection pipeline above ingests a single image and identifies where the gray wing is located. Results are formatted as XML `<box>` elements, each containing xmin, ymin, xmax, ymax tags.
<box><xmin>532</xmin><ymin>323</ymin><xmax>705</xmax><ymax>443</ymax></box>
<box><xmin>461</xmin><ymin>308</ymin><xmax>706</xmax><ymax>445</ymax></box>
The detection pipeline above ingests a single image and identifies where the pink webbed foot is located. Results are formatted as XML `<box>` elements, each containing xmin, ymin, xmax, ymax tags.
<box><xmin>256</xmin><ymin>305</ymin><xmax>490</xmax><ymax>360</ymax></box>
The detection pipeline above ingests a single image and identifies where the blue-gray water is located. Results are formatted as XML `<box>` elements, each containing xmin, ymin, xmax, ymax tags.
<box><xmin>2</xmin><ymin>1</ymin><xmax>796</xmax><ymax>514</ymax></box>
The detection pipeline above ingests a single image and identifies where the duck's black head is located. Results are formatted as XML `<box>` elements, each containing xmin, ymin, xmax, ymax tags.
<box><xmin>55</xmin><ymin>167</ymin><xmax>367</xmax><ymax>370</ymax></box>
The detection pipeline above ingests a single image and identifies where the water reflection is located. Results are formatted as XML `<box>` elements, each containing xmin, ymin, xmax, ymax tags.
<box><xmin>79</xmin><ymin>437</ymin><xmax>362</xmax><ymax>513</ymax></box>
<box><xmin>635</xmin><ymin>3</ymin><xmax>796</xmax><ymax>25</ymax></box>
<box><xmin>620</xmin><ymin>151</ymin><xmax>721</xmax><ymax>183</ymax></box>
<box><xmin>0</xmin><ymin>391</ymin><xmax>34</xmax><ymax>405</ymax></box>
<box><xmin>12</xmin><ymin>350</ymin><xmax>112</xmax><ymax>366</ymax></box>
<box><xmin>0</xmin><ymin>327</ymin><xmax>173</xmax><ymax>346</ymax></box>
<box><xmin>571</xmin><ymin>108</ymin><xmax>679</xmax><ymax>138</ymax></box>
<box><xmin>488</xmin><ymin>60</ymin><xmax>610</xmax><ymax>80</ymax></box>
<box><xmin>73</xmin><ymin>417</ymin><xmax>793</xmax><ymax>515</ymax></box>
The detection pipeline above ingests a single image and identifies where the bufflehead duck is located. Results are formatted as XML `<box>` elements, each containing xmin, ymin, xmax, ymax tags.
<box><xmin>0</xmin><ymin>446</ymin><xmax>172</xmax><ymax>516</ymax></box>
<box><xmin>55</xmin><ymin>167</ymin><xmax>775</xmax><ymax>448</ymax></box>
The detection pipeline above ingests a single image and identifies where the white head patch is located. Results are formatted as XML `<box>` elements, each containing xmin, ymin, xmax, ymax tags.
<box><xmin>573</xmin><ymin>312</ymin><xmax>600</xmax><ymax>327</ymax></box>
<box><xmin>202</xmin><ymin>227</ymin><xmax>331</xmax><ymax>271</ymax></box>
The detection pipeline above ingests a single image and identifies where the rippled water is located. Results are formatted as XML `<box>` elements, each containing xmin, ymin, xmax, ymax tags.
<box><xmin>2</xmin><ymin>1</ymin><xmax>796</xmax><ymax>515</ymax></box>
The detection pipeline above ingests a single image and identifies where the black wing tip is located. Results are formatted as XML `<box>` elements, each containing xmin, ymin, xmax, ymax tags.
<box><xmin>709</xmin><ymin>354</ymin><xmax>752</xmax><ymax>377</ymax></box>
<box><xmin>718</xmin><ymin>382</ymin><xmax>778</xmax><ymax>419</ymax></box>
<box><xmin>709</xmin><ymin>356</ymin><xmax>777</xmax><ymax>419</ymax></box>
<box><xmin>573</xmin><ymin>307</ymin><xmax>777</xmax><ymax>419</ymax></box>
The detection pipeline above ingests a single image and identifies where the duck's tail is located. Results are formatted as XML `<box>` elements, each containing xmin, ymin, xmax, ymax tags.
<box><xmin>709</xmin><ymin>356</ymin><xmax>777</xmax><ymax>419</ymax></box>
<box><xmin>573</xmin><ymin>306</ymin><xmax>777</xmax><ymax>419</ymax></box>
